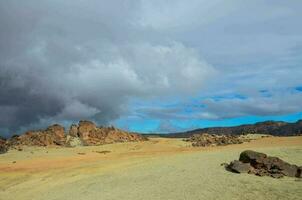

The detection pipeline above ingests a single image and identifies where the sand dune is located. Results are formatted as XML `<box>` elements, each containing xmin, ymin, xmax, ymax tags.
<box><xmin>0</xmin><ymin>136</ymin><xmax>302</xmax><ymax>200</ymax></box>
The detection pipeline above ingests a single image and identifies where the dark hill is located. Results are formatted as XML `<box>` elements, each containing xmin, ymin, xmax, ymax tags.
<box><xmin>159</xmin><ymin>120</ymin><xmax>302</xmax><ymax>138</ymax></box>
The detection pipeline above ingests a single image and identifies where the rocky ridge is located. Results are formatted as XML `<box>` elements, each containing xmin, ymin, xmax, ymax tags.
<box><xmin>162</xmin><ymin>120</ymin><xmax>302</xmax><ymax>138</ymax></box>
<box><xmin>66</xmin><ymin>120</ymin><xmax>147</xmax><ymax>146</ymax></box>
<box><xmin>3</xmin><ymin>121</ymin><xmax>147</xmax><ymax>151</ymax></box>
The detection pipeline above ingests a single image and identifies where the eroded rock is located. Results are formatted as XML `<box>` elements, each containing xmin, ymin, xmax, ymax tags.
<box><xmin>7</xmin><ymin>124</ymin><xmax>66</xmax><ymax>147</ymax></box>
<box><xmin>67</xmin><ymin>121</ymin><xmax>147</xmax><ymax>146</ymax></box>
<box><xmin>187</xmin><ymin>134</ymin><xmax>248</xmax><ymax>147</ymax></box>
<box><xmin>227</xmin><ymin>150</ymin><xmax>301</xmax><ymax>178</ymax></box>
<box><xmin>5</xmin><ymin>121</ymin><xmax>147</xmax><ymax>149</ymax></box>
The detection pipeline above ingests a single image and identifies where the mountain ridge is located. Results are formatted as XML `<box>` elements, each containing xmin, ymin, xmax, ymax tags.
<box><xmin>157</xmin><ymin>119</ymin><xmax>302</xmax><ymax>138</ymax></box>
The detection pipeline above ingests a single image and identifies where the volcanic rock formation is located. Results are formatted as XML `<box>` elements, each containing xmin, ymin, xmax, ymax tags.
<box><xmin>66</xmin><ymin>120</ymin><xmax>147</xmax><ymax>146</ymax></box>
<box><xmin>3</xmin><ymin>121</ymin><xmax>147</xmax><ymax>150</ymax></box>
<box><xmin>185</xmin><ymin>134</ymin><xmax>248</xmax><ymax>147</ymax></box>
<box><xmin>8</xmin><ymin>124</ymin><xmax>66</xmax><ymax>147</ymax></box>
<box><xmin>226</xmin><ymin>150</ymin><xmax>302</xmax><ymax>178</ymax></box>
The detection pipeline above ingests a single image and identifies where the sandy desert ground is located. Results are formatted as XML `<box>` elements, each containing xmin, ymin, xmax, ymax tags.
<box><xmin>0</xmin><ymin>136</ymin><xmax>302</xmax><ymax>200</ymax></box>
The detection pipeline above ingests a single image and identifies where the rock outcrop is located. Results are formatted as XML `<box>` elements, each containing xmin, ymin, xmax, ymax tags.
<box><xmin>66</xmin><ymin>120</ymin><xmax>147</xmax><ymax>146</ymax></box>
<box><xmin>185</xmin><ymin>134</ymin><xmax>248</xmax><ymax>147</ymax></box>
<box><xmin>226</xmin><ymin>150</ymin><xmax>302</xmax><ymax>178</ymax></box>
<box><xmin>3</xmin><ymin>121</ymin><xmax>147</xmax><ymax>150</ymax></box>
<box><xmin>8</xmin><ymin>124</ymin><xmax>66</xmax><ymax>147</ymax></box>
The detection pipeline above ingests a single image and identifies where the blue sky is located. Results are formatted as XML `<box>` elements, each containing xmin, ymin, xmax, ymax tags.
<box><xmin>115</xmin><ymin>87</ymin><xmax>302</xmax><ymax>133</ymax></box>
<box><xmin>0</xmin><ymin>1</ymin><xmax>302</xmax><ymax>136</ymax></box>
<box><xmin>115</xmin><ymin>112</ymin><xmax>302</xmax><ymax>133</ymax></box>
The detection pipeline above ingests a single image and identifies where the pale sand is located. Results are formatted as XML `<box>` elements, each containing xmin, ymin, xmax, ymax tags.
<box><xmin>0</xmin><ymin>136</ymin><xmax>301</xmax><ymax>200</ymax></box>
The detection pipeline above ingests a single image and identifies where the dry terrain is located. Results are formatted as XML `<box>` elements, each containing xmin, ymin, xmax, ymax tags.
<box><xmin>0</xmin><ymin>136</ymin><xmax>302</xmax><ymax>200</ymax></box>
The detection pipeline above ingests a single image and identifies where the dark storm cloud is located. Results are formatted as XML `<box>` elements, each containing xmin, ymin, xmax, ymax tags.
<box><xmin>0</xmin><ymin>0</ymin><xmax>215</xmax><ymax>136</ymax></box>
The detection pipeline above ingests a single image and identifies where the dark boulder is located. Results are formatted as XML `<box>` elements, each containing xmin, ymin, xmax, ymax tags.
<box><xmin>227</xmin><ymin>150</ymin><xmax>301</xmax><ymax>178</ymax></box>
<box><xmin>239</xmin><ymin>150</ymin><xmax>267</xmax><ymax>163</ymax></box>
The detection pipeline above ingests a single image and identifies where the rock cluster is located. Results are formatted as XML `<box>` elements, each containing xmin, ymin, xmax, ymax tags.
<box><xmin>226</xmin><ymin>150</ymin><xmax>302</xmax><ymax>178</ymax></box>
<box><xmin>66</xmin><ymin>120</ymin><xmax>147</xmax><ymax>146</ymax></box>
<box><xmin>8</xmin><ymin>124</ymin><xmax>66</xmax><ymax>147</ymax></box>
<box><xmin>3</xmin><ymin>121</ymin><xmax>147</xmax><ymax>151</ymax></box>
<box><xmin>186</xmin><ymin>134</ymin><xmax>248</xmax><ymax>147</ymax></box>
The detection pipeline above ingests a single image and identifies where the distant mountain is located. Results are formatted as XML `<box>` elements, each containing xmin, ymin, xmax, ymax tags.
<box><xmin>159</xmin><ymin>120</ymin><xmax>302</xmax><ymax>138</ymax></box>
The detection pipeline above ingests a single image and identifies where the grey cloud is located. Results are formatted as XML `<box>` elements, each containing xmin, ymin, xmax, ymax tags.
<box><xmin>201</xmin><ymin>90</ymin><xmax>302</xmax><ymax>119</ymax></box>
<box><xmin>0</xmin><ymin>1</ymin><xmax>302</xmax><ymax>136</ymax></box>
<box><xmin>136</xmin><ymin>90</ymin><xmax>302</xmax><ymax>122</ymax></box>
<box><xmin>0</xmin><ymin>0</ymin><xmax>215</xmax><ymax>136</ymax></box>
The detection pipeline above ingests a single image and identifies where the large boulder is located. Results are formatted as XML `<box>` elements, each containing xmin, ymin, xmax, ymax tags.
<box><xmin>45</xmin><ymin>124</ymin><xmax>66</xmax><ymax>145</ymax></box>
<box><xmin>78</xmin><ymin>120</ymin><xmax>97</xmax><ymax>141</ymax></box>
<box><xmin>227</xmin><ymin>150</ymin><xmax>301</xmax><ymax>178</ymax></box>
<box><xmin>239</xmin><ymin>150</ymin><xmax>267</xmax><ymax>166</ymax></box>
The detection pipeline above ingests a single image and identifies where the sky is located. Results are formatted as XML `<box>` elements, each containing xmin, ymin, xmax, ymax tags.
<box><xmin>0</xmin><ymin>0</ymin><xmax>302</xmax><ymax>137</ymax></box>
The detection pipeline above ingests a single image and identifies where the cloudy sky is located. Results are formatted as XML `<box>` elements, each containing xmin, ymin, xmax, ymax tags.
<box><xmin>1</xmin><ymin>0</ymin><xmax>302</xmax><ymax>137</ymax></box>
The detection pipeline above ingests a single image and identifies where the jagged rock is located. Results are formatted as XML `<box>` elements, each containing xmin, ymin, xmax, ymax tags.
<box><xmin>227</xmin><ymin>150</ymin><xmax>301</xmax><ymax>178</ymax></box>
<box><xmin>228</xmin><ymin>160</ymin><xmax>251</xmax><ymax>173</ymax></box>
<box><xmin>67</xmin><ymin>121</ymin><xmax>147</xmax><ymax>146</ymax></box>
<box><xmin>187</xmin><ymin>134</ymin><xmax>247</xmax><ymax>147</ymax></box>
<box><xmin>45</xmin><ymin>124</ymin><xmax>66</xmax><ymax>145</ymax></box>
<box><xmin>6</xmin><ymin>121</ymin><xmax>147</xmax><ymax>149</ymax></box>
<box><xmin>78</xmin><ymin>120</ymin><xmax>96</xmax><ymax>140</ymax></box>
<box><xmin>8</xmin><ymin>124</ymin><xmax>66</xmax><ymax>147</ymax></box>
